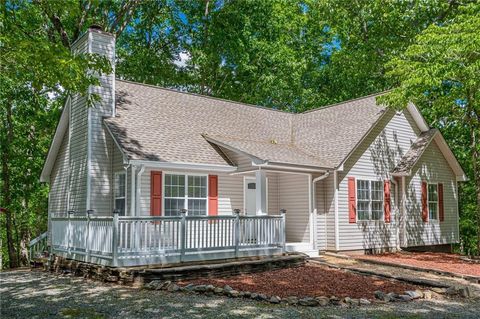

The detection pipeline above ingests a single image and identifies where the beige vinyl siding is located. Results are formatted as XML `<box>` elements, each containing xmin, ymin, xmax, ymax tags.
<box><xmin>336</xmin><ymin>110</ymin><xmax>418</xmax><ymax>251</ymax></box>
<box><xmin>111</xmin><ymin>140</ymin><xmax>126</xmax><ymax>212</ymax></box>
<box><xmin>405</xmin><ymin>141</ymin><xmax>459</xmax><ymax>246</ymax></box>
<box><xmin>267</xmin><ymin>173</ymin><xmax>279</xmax><ymax>214</ymax></box>
<box><xmin>278</xmin><ymin>174</ymin><xmax>310</xmax><ymax>243</ymax></box>
<box><xmin>315</xmin><ymin>177</ymin><xmax>330</xmax><ymax>250</ymax></box>
<box><xmin>68</xmin><ymin>32</ymin><xmax>89</xmax><ymax>213</ymax></box>
<box><xmin>89</xmin><ymin>32</ymin><xmax>116</xmax><ymax>215</ymax></box>
<box><xmin>49</xmin><ymin>122</ymin><xmax>70</xmax><ymax>215</ymax></box>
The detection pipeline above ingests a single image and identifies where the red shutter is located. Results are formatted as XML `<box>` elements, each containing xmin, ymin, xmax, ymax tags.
<box><xmin>348</xmin><ymin>177</ymin><xmax>356</xmax><ymax>223</ymax></box>
<box><xmin>150</xmin><ymin>171</ymin><xmax>162</xmax><ymax>216</ymax></box>
<box><xmin>208</xmin><ymin>175</ymin><xmax>218</xmax><ymax>216</ymax></box>
<box><xmin>438</xmin><ymin>183</ymin><xmax>444</xmax><ymax>222</ymax></box>
<box><xmin>421</xmin><ymin>181</ymin><xmax>428</xmax><ymax>222</ymax></box>
<box><xmin>384</xmin><ymin>180</ymin><xmax>391</xmax><ymax>223</ymax></box>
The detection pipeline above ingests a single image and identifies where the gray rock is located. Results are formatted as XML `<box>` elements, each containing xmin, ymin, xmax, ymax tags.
<box><xmin>167</xmin><ymin>284</ymin><xmax>180</xmax><ymax>292</ymax></box>
<box><xmin>256</xmin><ymin>294</ymin><xmax>268</xmax><ymax>301</ymax></box>
<box><xmin>299</xmin><ymin>297</ymin><xmax>319</xmax><ymax>307</ymax></box>
<box><xmin>285</xmin><ymin>296</ymin><xmax>298</xmax><ymax>305</ymax></box>
<box><xmin>213</xmin><ymin>287</ymin><xmax>224</xmax><ymax>294</ymax></box>
<box><xmin>459</xmin><ymin>286</ymin><xmax>473</xmax><ymax>298</ymax></box>
<box><xmin>183</xmin><ymin>283</ymin><xmax>195</xmax><ymax>291</ymax></box>
<box><xmin>446</xmin><ymin>286</ymin><xmax>459</xmax><ymax>295</ymax></box>
<box><xmin>105</xmin><ymin>275</ymin><xmax>119</xmax><ymax>282</ymax></box>
<box><xmin>329</xmin><ymin>296</ymin><xmax>340</xmax><ymax>305</ymax></box>
<box><xmin>405</xmin><ymin>290</ymin><xmax>423</xmax><ymax>299</ymax></box>
<box><xmin>270</xmin><ymin>296</ymin><xmax>281</xmax><ymax>304</ymax></box>
<box><xmin>398</xmin><ymin>295</ymin><xmax>413</xmax><ymax>302</ymax></box>
<box><xmin>144</xmin><ymin>280</ymin><xmax>162</xmax><ymax>290</ymax></box>
<box><xmin>228</xmin><ymin>290</ymin><xmax>239</xmax><ymax>298</ymax></box>
<box><xmin>374</xmin><ymin>291</ymin><xmax>386</xmax><ymax>300</ymax></box>
<box><xmin>161</xmin><ymin>281</ymin><xmax>172</xmax><ymax>290</ymax></box>
<box><xmin>206</xmin><ymin>285</ymin><xmax>215</xmax><ymax>292</ymax></box>
<box><xmin>250</xmin><ymin>293</ymin><xmax>258</xmax><ymax>300</ymax></box>
<box><xmin>359</xmin><ymin>298</ymin><xmax>371</xmax><ymax>305</ymax></box>
<box><xmin>223</xmin><ymin>285</ymin><xmax>233</xmax><ymax>293</ymax></box>
<box><xmin>193</xmin><ymin>285</ymin><xmax>207</xmax><ymax>292</ymax></box>
<box><xmin>242</xmin><ymin>291</ymin><xmax>251</xmax><ymax>298</ymax></box>
<box><xmin>316</xmin><ymin>296</ymin><xmax>330</xmax><ymax>306</ymax></box>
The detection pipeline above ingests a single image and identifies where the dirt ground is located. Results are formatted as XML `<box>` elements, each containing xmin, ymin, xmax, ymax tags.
<box><xmin>180</xmin><ymin>263</ymin><xmax>421</xmax><ymax>299</ymax></box>
<box><xmin>356</xmin><ymin>252</ymin><xmax>480</xmax><ymax>277</ymax></box>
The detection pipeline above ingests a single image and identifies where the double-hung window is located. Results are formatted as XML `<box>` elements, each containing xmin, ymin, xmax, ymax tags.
<box><xmin>164</xmin><ymin>174</ymin><xmax>207</xmax><ymax>216</ymax></box>
<box><xmin>357</xmin><ymin>179</ymin><xmax>383</xmax><ymax>221</ymax></box>
<box><xmin>428</xmin><ymin>184</ymin><xmax>438</xmax><ymax>220</ymax></box>
<box><xmin>114</xmin><ymin>172</ymin><xmax>126</xmax><ymax>215</ymax></box>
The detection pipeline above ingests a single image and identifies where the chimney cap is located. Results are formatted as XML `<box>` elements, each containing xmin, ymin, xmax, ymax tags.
<box><xmin>88</xmin><ymin>24</ymin><xmax>104</xmax><ymax>31</ymax></box>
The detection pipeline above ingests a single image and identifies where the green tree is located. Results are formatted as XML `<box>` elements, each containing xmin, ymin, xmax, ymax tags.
<box><xmin>379</xmin><ymin>3</ymin><xmax>480</xmax><ymax>254</ymax></box>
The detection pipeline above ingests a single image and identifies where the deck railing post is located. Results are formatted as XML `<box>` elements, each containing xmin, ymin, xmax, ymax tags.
<box><xmin>280</xmin><ymin>209</ymin><xmax>286</xmax><ymax>253</ymax></box>
<box><xmin>233</xmin><ymin>209</ymin><xmax>241</xmax><ymax>258</ymax></box>
<box><xmin>179</xmin><ymin>209</ymin><xmax>187</xmax><ymax>262</ymax></box>
<box><xmin>112</xmin><ymin>209</ymin><xmax>119</xmax><ymax>267</ymax></box>
<box><xmin>85</xmin><ymin>210</ymin><xmax>94</xmax><ymax>263</ymax></box>
<box><xmin>67</xmin><ymin>210</ymin><xmax>74</xmax><ymax>257</ymax></box>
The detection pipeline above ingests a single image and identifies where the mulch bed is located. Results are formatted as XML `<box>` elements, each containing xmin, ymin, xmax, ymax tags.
<box><xmin>179</xmin><ymin>264</ymin><xmax>420</xmax><ymax>299</ymax></box>
<box><xmin>357</xmin><ymin>252</ymin><xmax>480</xmax><ymax>277</ymax></box>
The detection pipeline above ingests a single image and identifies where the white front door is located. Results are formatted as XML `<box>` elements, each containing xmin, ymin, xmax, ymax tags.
<box><xmin>245</xmin><ymin>178</ymin><xmax>256</xmax><ymax>215</ymax></box>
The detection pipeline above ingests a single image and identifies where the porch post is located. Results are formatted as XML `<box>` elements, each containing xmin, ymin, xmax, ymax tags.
<box><xmin>255</xmin><ymin>170</ymin><xmax>267</xmax><ymax>215</ymax></box>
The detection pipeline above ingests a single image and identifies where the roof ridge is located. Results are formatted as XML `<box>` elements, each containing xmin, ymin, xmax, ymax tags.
<box><xmin>300</xmin><ymin>90</ymin><xmax>391</xmax><ymax>114</ymax></box>
<box><xmin>116</xmin><ymin>79</ymin><xmax>292</xmax><ymax>115</ymax></box>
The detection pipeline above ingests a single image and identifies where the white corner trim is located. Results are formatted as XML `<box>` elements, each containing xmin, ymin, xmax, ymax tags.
<box><xmin>103</xmin><ymin>122</ymin><xmax>128</xmax><ymax>164</ymax></box>
<box><xmin>40</xmin><ymin>97</ymin><xmax>71</xmax><ymax>182</ymax></box>
<box><xmin>406</xmin><ymin>103</ymin><xmax>429</xmax><ymax>132</ymax></box>
<box><xmin>333</xmin><ymin>170</ymin><xmax>339</xmax><ymax>251</ymax></box>
<box><xmin>128</xmin><ymin>160</ymin><xmax>237</xmax><ymax>173</ymax></box>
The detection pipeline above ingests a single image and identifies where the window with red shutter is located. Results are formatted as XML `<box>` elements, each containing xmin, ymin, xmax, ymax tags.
<box><xmin>150</xmin><ymin>171</ymin><xmax>162</xmax><ymax>216</ymax></box>
<box><xmin>208</xmin><ymin>175</ymin><xmax>218</xmax><ymax>216</ymax></box>
<box><xmin>348</xmin><ymin>177</ymin><xmax>356</xmax><ymax>223</ymax></box>
<box><xmin>384</xmin><ymin>180</ymin><xmax>391</xmax><ymax>223</ymax></box>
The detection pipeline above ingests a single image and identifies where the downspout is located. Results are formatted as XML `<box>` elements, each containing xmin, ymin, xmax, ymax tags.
<box><xmin>334</xmin><ymin>170</ymin><xmax>339</xmax><ymax>251</ymax></box>
<box><xmin>135</xmin><ymin>165</ymin><xmax>145</xmax><ymax>216</ymax></box>
<box><xmin>312</xmin><ymin>171</ymin><xmax>330</xmax><ymax>251</ymax></box>
<box><xmin>400</xmin><ymin>176</ymin><xmax>406</xmax><ymax>248</ymax></box>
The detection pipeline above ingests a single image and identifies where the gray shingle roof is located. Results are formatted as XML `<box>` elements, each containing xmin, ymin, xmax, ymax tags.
<box><xmin>105</xmin><ymin>80</ymin><xmax>387</xmax><ymax>169</ymax></box>
<box><xmin>392</xmin><ymin>129</ymin><xmax>438</xmax><ymax>175</ymax></box>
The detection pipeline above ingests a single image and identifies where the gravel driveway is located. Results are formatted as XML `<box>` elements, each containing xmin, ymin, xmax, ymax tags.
<box><xmin>1</xmin><ymin>270</ymin><xmax>479</xmax><ymax>319</ymax></box>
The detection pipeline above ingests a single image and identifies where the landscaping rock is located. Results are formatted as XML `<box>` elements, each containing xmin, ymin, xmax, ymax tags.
<box><xmin>398</xmin><ymin>295</ymin><xmax>412</xmax><ymax>302</ymax></box>
<box><xmin>242</xmin><ymin>291</ymin><xmax>251</xmax><ymax>298</ymax></box>
<box><xmin>206</xmin><ymin>285</ymin><xmax>215</xmax><ymax>292</ymax></box>
<box><xmin>446</xmin><ymin>286</ymin><xmax>459</xmax><ymax>295</ymax></box>
<box><xmin>213</xmin><ymin>287</ymin><xmax>224</xmax><ymax>294</ymax></box>
<box><xmin>374</xmin><ymin>291</ymin><xmax>386</xmax><ymax>300</ymax></box>
<box><xmin>423</xmin><ymin>290</ymin><xmax>433</xmax><ymax>300</ymax></box>
<box><xmin>144</xmin><ymin>280</ymin><xmax>162</xmax><ymax>290</ymax></box>
<box><xmin>405</xmin><ymin>290</ymin><xmax>423</xmax><ymax>299</ymax></box>
<box><xmin>432</xmin><ymin>287</ymin><xmax>447</xmax><ymax>294</ymax></box>
<box><xmin>269</xmin><ymin>296</ymin><xmax>281</xmax><ymax>304</ymax></box>
<box><xmin>459</xmin><ymin>286</ymin><xmax>473</xmax><ymax>298</ymax></box>
<box><xmin>228</xmin><ymin>290</ymin><xmax>239</xmax><ymax>298</ymax></box>
<box><xmin>193</xmin><ymin>285</ymin><xmax>207</xmax><ymax>292</ymax></box>
<box><xmin>161</xmin><ymin>281</ymin><xmax>172</xmax><ymax>290</ymax></box>
<box><xmin>167</xmin><ymin>284</ymin><xmax>180</xmax><ymax>292</ymax></box>
<box><xmin>285</xmin><ymin>296</ymin><xmax>298</xmax><ymax>305</ymax></box>
<box><xmin>359</xmin><ymin>298</ymin><xmax>371</xmax><ymax>305</ymax></box>
<box><xmin>299</xmin><ymin>297</ymin><xmax>319</xmax><ymax>307</ymax></box>
<box><xmin>316</xmin><ymin>296</ymin><xmax>330</xmax><ymax>306</ymax></box>
<box><xmin>329</xmin><ymin>296</ymin><xmax>341</xmax><ymax>305</ymax></box>
<box><xmin>250</xmin><ymin>293</ymin><xmax>258</xmax><ymax>300</ymax></box>
<box><xmin>183</xmin><ymin>284</ymin><xmax>195</xmax><ymax>291</ymax></box>
<box><xmin>256</xmin><ymin>294</ymin><xmax>268</xmax><ymax>301</ymax></box>
<box><xmin>223</xmin><ymin>285</ymin><xmax>233</xmax><ymax>293</ymax></box>
<box><xmin>105</xmin><ymin>275</ymin><xmax>119</xmax><ymax>282</ymax></box>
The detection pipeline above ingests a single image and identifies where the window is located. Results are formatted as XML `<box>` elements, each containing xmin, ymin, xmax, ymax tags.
<box><xmin>428</xmin><ymin>184</ymin><xmax>438</xmax><ymax>220</ymax></box>
<box><xmin>164</xmin><ymin>174</ymin><xmax>207</xmax><ymax>216</ymax></box>
<box><xmin>357</xmin><ymin>180</ymin><xmax>383</xmax><ymax>221</ymax></box>
<box><xmin>114</xmin><ymin>172</ymin><xmax>126</xmax><ymax>215</ymax></box>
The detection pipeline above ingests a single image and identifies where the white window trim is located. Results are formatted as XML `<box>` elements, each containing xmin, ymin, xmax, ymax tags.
<box><xmin>162</xmin><ymin>171</ymin><xmax>209</xmax><ymax>216</ymax></box>
<box><xmin>355</xmin><ymin>178</ymin><xmax>384</xmax><ymax>222</ymax></box>
<box><xmin>427</xmin><ymin>182</ymin><xmax>439</xmax><ymax>221</ymax></box>
<box><xmin>114</xmin><ymin>171</ymin><xmax>126</xmax><ymax>215</ymax></box>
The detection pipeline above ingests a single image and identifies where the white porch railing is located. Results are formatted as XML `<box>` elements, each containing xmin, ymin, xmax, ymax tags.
<box><xmin>51</xmin><ymin>210</ymin><xmax>286</xmax><ymax>267</ymax></box>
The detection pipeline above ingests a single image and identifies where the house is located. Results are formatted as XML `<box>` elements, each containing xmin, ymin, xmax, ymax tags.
<box><xmin>40</xmin><ymin>27</ymin><xmax>466</xmax><ymax>267</ymax></box>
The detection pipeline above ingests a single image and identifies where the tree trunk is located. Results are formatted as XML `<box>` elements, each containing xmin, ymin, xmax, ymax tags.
<box><xmin>471</xmin><ymin>124</ymin><xmax>480</xmax><ymax>255</ymax></box>
<box><xmin>1</xmin><ymin>102</ymin><xmax>18</xmax><ymax>268</ymax></box>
